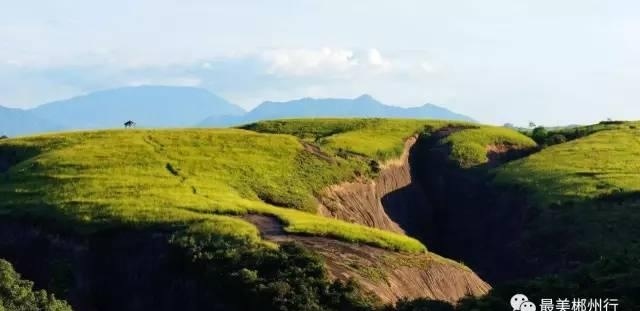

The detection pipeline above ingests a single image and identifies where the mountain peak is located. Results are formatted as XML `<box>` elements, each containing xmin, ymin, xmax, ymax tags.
<box><xmin>200</xmin><ymin>95</ymin><xmax>474</xmax><ymax>127</ymax></box>
<box><xmin>355</xmin><ymin>94</ymin><xmax>375</xmax><ymax>101</ymax></box>
<box><xmin>29</xmin><ymin>86</ymin><xmax>245</xmax><ymax>129</ymax></box>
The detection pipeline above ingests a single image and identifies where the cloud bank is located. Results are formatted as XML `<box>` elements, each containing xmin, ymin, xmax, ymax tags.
<box><xmin>0</xmin><ymin>47</ymin><xmax>441</xmax><ymax>112</ymax></box>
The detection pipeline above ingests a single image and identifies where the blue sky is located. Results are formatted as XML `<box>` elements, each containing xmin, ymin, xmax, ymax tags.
<box><xmin>1</xmin><ymin>0</ymin><xmax>639</xmax><ymax>125</ymax></box>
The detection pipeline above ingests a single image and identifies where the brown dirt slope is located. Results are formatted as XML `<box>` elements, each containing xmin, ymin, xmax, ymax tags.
<box><xmin>244</xmin><ymin>214</ymin><xmax>490</xmax><ymax>304</ymax></box>
<box><xmin>317</xmin><ymin>136</ymin><xmax>421</xmax><ymax>233</ymax></box>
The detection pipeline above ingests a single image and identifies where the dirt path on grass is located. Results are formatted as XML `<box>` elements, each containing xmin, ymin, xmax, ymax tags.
<box><xmin>243</xmin><ymin>214</ymin><xmax>490</xmax><ymax>305</ymax></box>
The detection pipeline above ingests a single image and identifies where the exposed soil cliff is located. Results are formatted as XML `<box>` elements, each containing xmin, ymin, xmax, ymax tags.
<box><xmin>405</xmin><ymin>131</ymin><xmax>538</xmax><ymax>283</ymax></box>
<box><xmin>245</xmin><ymin>214</ymin><xmax>490</xmax><ymax>304</ymax></box>
<box><xmin>315</xmin><ymin>128</ymin><xmax>538</xmax><ymax>283</ymax></box>
<box><xmin>317</xmin><ymin>136</ymin><xmax>430</xmax><ymax>234</ymax></box>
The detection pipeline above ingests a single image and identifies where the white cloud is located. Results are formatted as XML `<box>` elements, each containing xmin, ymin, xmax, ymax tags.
<box><xmin>260</xmin><ymin>48</ymin><xmax>407</xmax><ymax>77</ymax></box>
<box><xmin>261</xmin><ymin>48</ymin><xmax>358</xmax><ymax>77</ymax></box>
<box><xmin>367</xmin><ymin>49</ymin><xmax>392</xmax><ymax>72</ymax></box>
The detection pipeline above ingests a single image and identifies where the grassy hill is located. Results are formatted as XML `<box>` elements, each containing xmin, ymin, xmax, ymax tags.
<box><xmin>11</xmin><ymin>118</ymin><xmax>629</xmax><ymax>310</ymax></box>
<box><xmin>450</xmin><ymin>122</ymin><xmax>640</xmax><ymax>310</ymax></box>
<box><xmin>495</xmin><ymin>122</ymin><xmax>640</xmax><ymax>204</ymax></box>
<box><xmin>0</xmin><ymin>119</ymin><xmax>536</xmax><ymax>252</ymax></box>
<box><xmin>242</xmin><ymin>118</ymin><xmax>442</xmax><ymax>160</ymax></box>
<box><xmin>491</xmin><ymin>122</ymin><xmax>640</xmax><ymax>267</ymax></box>
<box><xmin>0</xmin><ymin>128</ymin><xmax>427</xmax><ymax>252</ymax></box>
<box><xmin>242</xmin><ymin>118</ymin><xmax>535</xmax><ymax>165</ymax></box>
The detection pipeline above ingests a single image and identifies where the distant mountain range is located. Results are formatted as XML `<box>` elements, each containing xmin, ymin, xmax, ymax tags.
<box><xmin>0</xmin><ymin>86</ymin><xmax>473</xmax><ymax>136</ymax></box>
<box><xmin>0</xmin><ymin>106</ymin><xmax>63</xmax><ymax>136</ymax></box>
<box><xmin>200</xmin><ymin>94</ymin><xmax>474</xmax><ymax>127</ymax></box>
<box><xmin>31</xmin><ymin>86</ymin><xmax>244</xmax><ymax>129</ymax></box>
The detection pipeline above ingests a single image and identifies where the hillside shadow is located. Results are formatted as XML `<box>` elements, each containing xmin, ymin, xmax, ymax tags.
<box><xmin>382</xmin><ymin>126</ymin><xmax>640</xmax><ymax>285</ymax></box>
<box><xmin>380</xmin><ymin>133</ymin><xmax>533</xmax><ymax>283</ymax></box>
<box><xmin>0</xmin><ymin>145</ymin><xmax>42</xmax><ymax>173</ymax></box>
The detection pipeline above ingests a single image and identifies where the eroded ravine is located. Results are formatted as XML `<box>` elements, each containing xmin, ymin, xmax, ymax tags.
<box><xmin>314</xmin><ymin>129</ymin><xmax>536</xmax><ymax>283</ymax></box>
<box><xmin>243</xmin><ymin>214</ymin><xmax>490</xmax><ymax>304</ymax></box>
<box><xmin>317</xmin><ymin>136</ymin><xmax>429</xmax><ymax>234</ymax></box>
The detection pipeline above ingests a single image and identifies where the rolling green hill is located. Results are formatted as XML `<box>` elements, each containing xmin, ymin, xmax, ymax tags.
<box><xmin>4</xmin><ymin>118</ymin><xmax>637</xmax><ymax>310</ymax></box>
<box><xmin>242</xmin><ymin>118</ymin><xmax>535</xmax><ymax>165</ymax></box>
<box><xmin>495</xmin><ymin>122</ymin><xmax>640</xmax><ymax>204</ymax></box>
<box><xmin>0</xmin><ymin>119</ymin><xmax>536</xmax><ymax>252</ymax></box>
<box><xmin>0</xmin><ymin>128</ymin><xmax>424</xmax><ymax>252</ymax></box>
<box><xmin>242</xmin><ymin>118</ymin><xmax>448</xmax><ymax>160</ymax></box>
<box><xmin>448</xmin><ymin>122</ymin><xmax>640</xmax><ymax>311</ymax></box>
<box><xmin>491</xmin><ymin>122</ymin><xmax>640</xmax><ymax>268</ymax></box>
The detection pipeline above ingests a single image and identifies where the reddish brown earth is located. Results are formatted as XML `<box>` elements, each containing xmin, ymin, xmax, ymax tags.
<box><xmin>317</xmin><ymin>136</ymin><xmax>419</xmax><ymax>233</ymax></box>
<box><xmin>244</xmin><ymin>214</ymin><xmax>491</xmax><ymax>305</ymax></box>
<box><xmin>245</xmin><ymin>131</ymin><xmax>541</xmax><ymax>303</ymax></box>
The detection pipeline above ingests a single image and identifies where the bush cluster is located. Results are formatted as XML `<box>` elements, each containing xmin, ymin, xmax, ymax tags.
<box><xmin>0</xmin><ymin>259</ymin><xmax>71</xmax><ymax>311</ymax></box>
<box><xmin>170</xmin><ymin>228</ymin><xmax>380</xmax><ymax>311</ymax></box>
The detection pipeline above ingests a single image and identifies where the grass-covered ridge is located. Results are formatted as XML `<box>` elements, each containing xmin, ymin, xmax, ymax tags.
<box><xmin>0</xmin><ymin>120</ymin><xmax>537</xmax><ymax>252</ymax></box>
<box><xmin>243</xmin><ymin>119</ymin><xmax>535</xmax><ymax>167</ymax></box>
<box><xmin>244</xmin><ymin>118</ymin><xmax>463</xmax><ymax>160</ymax></box>
<box><xmin>494</xmin><ymin>125</ymin><xmax>640</xmax><ymax>204</ymax></box>
<box><xmin>441</xmin><ymin>126</ymin><xmax>537</xmax><ymax>168</ymax></box>
<box><xmin>0</xmin><ymin>128</ymin><xmax>424</xmax><ymax>252</ymax></box>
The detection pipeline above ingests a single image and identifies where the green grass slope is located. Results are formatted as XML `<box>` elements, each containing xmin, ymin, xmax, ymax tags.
<box><xmin>242</xmin><ymin>118</ymin><xmax>446</xmax><ymax>160</ymax></box>
<box><xmin>243</xmin><ymin>118</ymin><xmax>535</xmax><ymax>165</ymax></box>
<box><xmin>495</xmin><ymin>124</ymin><xmax>640</xmax><ymax>204</ymax></box>
<box><xmin>454</xmin><ymin>123</ymin><xmax>640</xmax><ymax>310</ymax></box>
<box><xmin>0</xmin><ymin>129</ymin><xmax>424</xmax><ymax>252</ymax></box>
<box><xmin>243</xmin><ymin>118</ymin><xmax>534</xmax><ymax>166</ymax></box>
<box><xmin>0</xmin><ymin>120</ymin><xmax>537</xmax><ymax>253</ymax></box>
<box><xmin>441</xmin><ymin>126</ymin><xmax>536</xmax><ymax>168</ymax></box>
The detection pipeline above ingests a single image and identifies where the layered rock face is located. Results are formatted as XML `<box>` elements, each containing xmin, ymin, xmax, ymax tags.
<box><xmin>318</xmin><ymin>136</ymin><xmax>429</xmax><ymax>234</ymax></box>
<box><xmin>244</xmin><ymin>214</ymin><xmax>491</xmax><ymax>305</ymax></box>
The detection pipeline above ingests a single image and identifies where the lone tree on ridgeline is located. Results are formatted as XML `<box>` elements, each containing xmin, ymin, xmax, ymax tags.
<box><xmin>0</xmin><ymin>135</ymin><xmax>7</xmax><ymax>140</ymax></box>
<box><xmin>124</xmin><ymin>120</ymin><xmax>136</xmax><ymax>128</ymax></box>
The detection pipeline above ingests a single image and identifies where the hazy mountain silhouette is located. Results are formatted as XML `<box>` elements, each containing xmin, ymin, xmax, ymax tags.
<box><xmin>199</xmin><ymin>94</ymin><xmax>474</xmax><ymax>126</ymax></box>
<box><xmin>3</xmin><ymin>88</ymin><xmax>474</xmax><ymax>136</ymax></box>
<box><xmin>0</xmin><ymin>106</ymin><xmax>63</xmax><ymax>137</ymax></box>
<box><xmin>31</xmin><ymin>86</ymin><xmax>245</xmax><ymax>129</ymax></box>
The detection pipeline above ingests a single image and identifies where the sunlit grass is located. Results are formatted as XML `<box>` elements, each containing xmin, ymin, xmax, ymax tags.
<box><xmin>0</xmin><ymin>128</ymin><xmax>425</xmax><ymax>252</ymax></box>
<box><xmin>442</xmin><ymin>126</ymin><xmax>537</xmax><ymax>168</ymax></box>
<box><xmin>494</xmin><ymin>126</ymin><xmax>640</xmax><ymax>204</ymax></box>
<box><xmin>244</xmin><ymin>118</ymin><xmax>462</xmax><ymax>160</ymax></box>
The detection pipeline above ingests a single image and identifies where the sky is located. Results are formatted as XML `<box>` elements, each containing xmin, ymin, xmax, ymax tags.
<box><xmin>1</xmin><ymin>0</ymin><xmax>639</xmax><ymax>125</ymax></box>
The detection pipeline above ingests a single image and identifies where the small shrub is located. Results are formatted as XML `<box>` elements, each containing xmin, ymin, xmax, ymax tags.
<box><xmin>531</xmin><ymin>126</ymin><xmax>548</xmax><ymax>144</ymax></box>
<box><xmin>599</xmin><ymin>120</ymin><xmax>625</xmax><ymax>125</ymax></box>
<box><xmin>369</xmin><ymin>160</ymin><xmax>381</xmax><ymax>174</ymax></box>
<box><xmin>547</xmin><ymin>134</ymin><xmax>567</xmax><ymax>145</ymax></box>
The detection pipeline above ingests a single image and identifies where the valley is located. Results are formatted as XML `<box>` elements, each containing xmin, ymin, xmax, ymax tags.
<box><xmin>1</xmin><ymin>118</ymin><xmax>639</xmax><ymax>310</ymax></box>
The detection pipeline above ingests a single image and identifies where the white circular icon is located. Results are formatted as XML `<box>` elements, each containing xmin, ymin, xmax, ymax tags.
<box><xmin>520</xmin><ymin>301</ymin><xmax>537</xmax><ymax>311</ymax></box>
<box><xmin>510</xmin><ymin>294</ymin><xmax>529</xmax><ymax>310</ymax></box>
